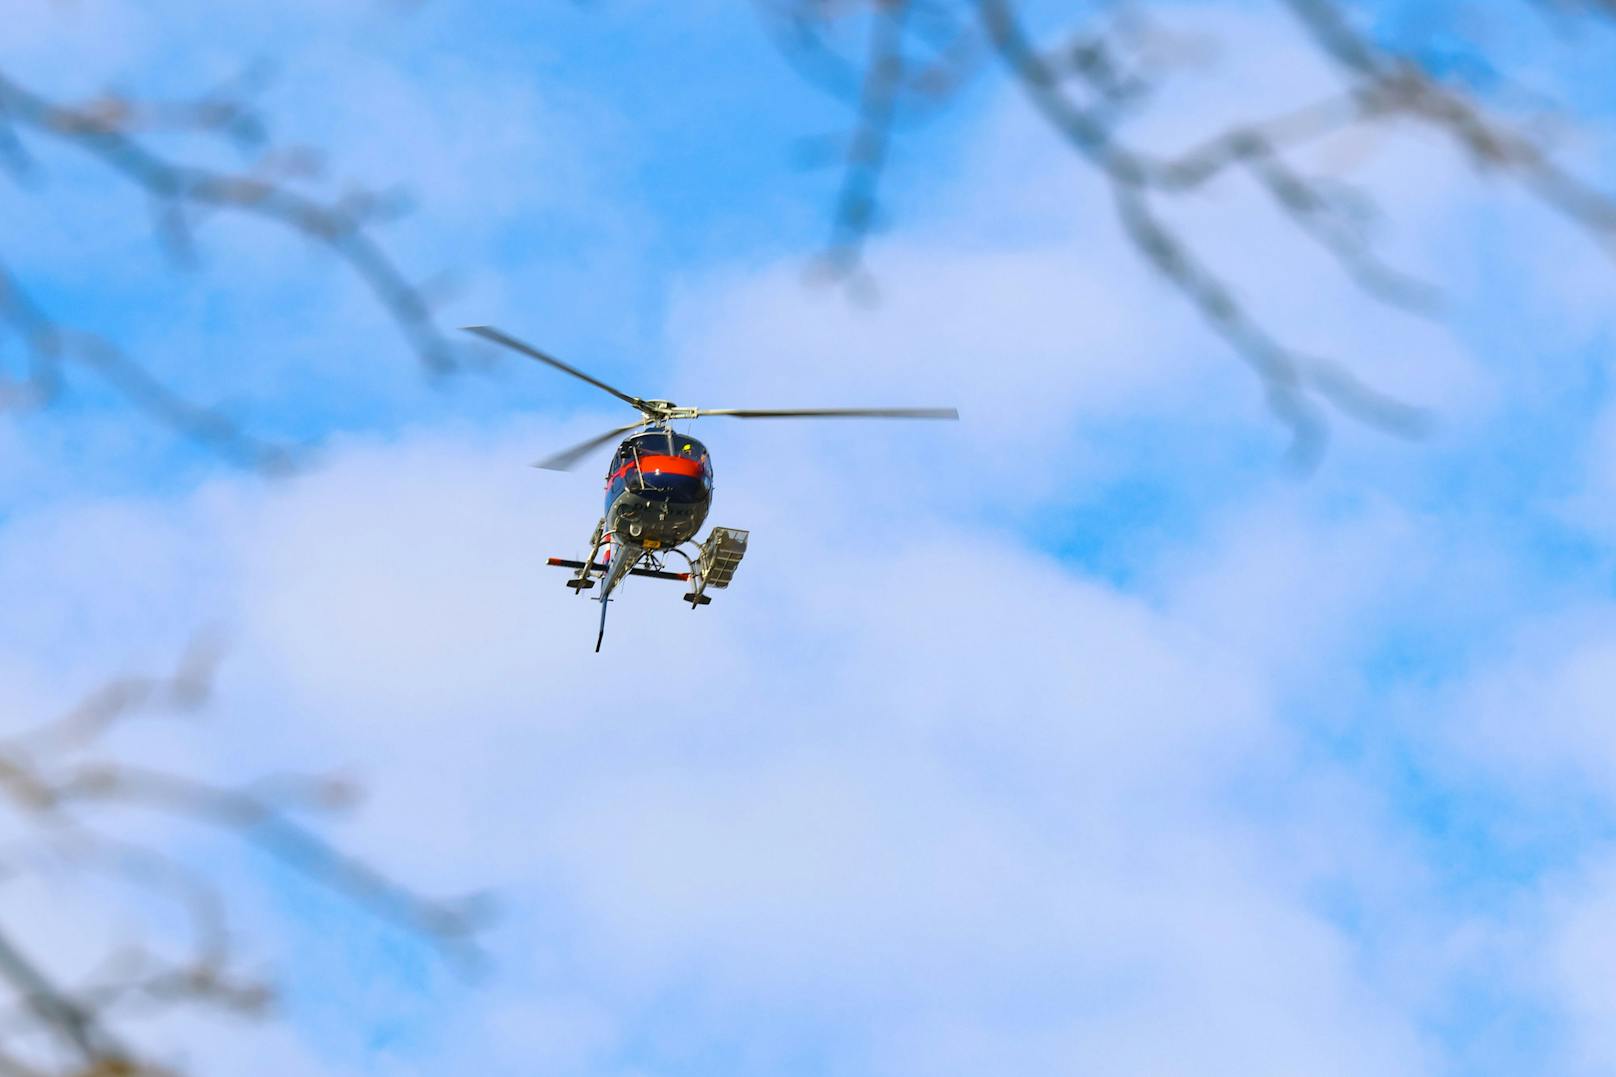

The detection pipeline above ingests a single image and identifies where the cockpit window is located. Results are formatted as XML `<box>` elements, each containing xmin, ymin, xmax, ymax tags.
<box><xmin>623</xmin><ymin>431</ymin><xmax>707</xmax><ymax>459</ymax></box>
<box><xmin>626</xmin><ymin>431</ymin><xmax>670</xmax><ymax>456</ymax></box>
<box><xmin>614</xmin><ymin>431</ymin><xmax>711</xmax><ymax>481</ymax></box>
<box><xmin>675</xmin><ymin>437</ymin><xmax>712</xmax><ymax>482</ymax></box>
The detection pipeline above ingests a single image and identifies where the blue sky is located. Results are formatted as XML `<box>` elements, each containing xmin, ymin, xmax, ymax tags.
<box><xmin>6</xmin><ymin>1</ymin><xmax>1616</xmax><ymax>1074</ymax></box>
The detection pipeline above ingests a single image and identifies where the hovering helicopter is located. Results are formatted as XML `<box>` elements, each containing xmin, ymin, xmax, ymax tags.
<box><xmin>464</xmin><ymin>325</ymin><xmax>959</xmax><ymax>651</ymax></box>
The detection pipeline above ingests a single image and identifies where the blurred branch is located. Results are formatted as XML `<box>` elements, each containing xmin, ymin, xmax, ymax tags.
<box><xmin>0</xmin><ymin>67</ymin><xmax>458</xmax><ymax>471</ymax></box>
<box><xmin>0</xmin><ymin>928</ymin><xmax>133</xmax><ymax>1074</ymax></box>
<box><xmin>822</xmin><ymin>0</ymin><xmax>911</xmax><ymax>285</ymax></box>
<box><xmin>5</xmin><ymin>636</ymin><xmax>220</xmax><ymax>759</ymax></box>
<box><xmin>762</xmin><ymin>0</ymin><xmax>988</xmax><ymax>287</ymax></box>
<box><xmin>53</xmin><ymin>766</ymin><xmax>488</xmax><ymax>953</ymax></box>
<box><xmin>0</xmin><ymin>262</ymin><xmax>301</xmax><ymax>474</ymax></box>
<box><xmin>0</xmin><ymin>644</ymin><xmax>484</xmax><ymax>1075</ymax></box>
<box><xmin>764</xmin><ymin>0</ymin><xmax>1616</xmax><ymax>461</ymax></box>
<box><xmin>1277</xmin><ymin>0</ymin><xmax>1616</xmax><ymax>251</ymax></box>
<box><xmin>975</xmin><ymin>0</ymin><xmax>1432</xmax><ymax>464</ymax></box>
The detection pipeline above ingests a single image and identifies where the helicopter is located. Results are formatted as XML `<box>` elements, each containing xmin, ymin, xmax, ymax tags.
<box><xmin>464</xmin><ymin>325</ymin><xmax>959</xmax><ymax>651</ymax></box>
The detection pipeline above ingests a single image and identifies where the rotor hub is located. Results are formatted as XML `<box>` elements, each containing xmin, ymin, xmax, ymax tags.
<box><xmin>640</xmin><ymin>400</ymin><xmax>701</xmax><ymax>424</ymax></box>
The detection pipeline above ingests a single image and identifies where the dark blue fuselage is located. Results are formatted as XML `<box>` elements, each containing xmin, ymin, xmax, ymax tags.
<box><xmin>603</xmin><ymin>429</ymin><xmax>712</xmax><ymax>548</ymax></box>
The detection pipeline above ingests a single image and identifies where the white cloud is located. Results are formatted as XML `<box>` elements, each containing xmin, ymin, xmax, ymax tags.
<box><xmin>1548</xmin><ymin>858</ymin><xmax>1616</xmax><ymax>1075</ymax></box>
<box><xmin>0</xmin><ymin>407</ymin><xmax>1449</xmax><ymax>1074</ymax></box>
<box><xmin>1433</xmin><ymin>606</ymin><xmax>1616</xmax><ymax>801</ymax></box>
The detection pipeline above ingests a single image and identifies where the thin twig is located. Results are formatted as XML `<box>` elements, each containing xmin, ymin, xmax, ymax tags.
<box><xmin>0</xmin><ymin>68</ymin><xmax>457</xmax><ymax>469</ymax></box>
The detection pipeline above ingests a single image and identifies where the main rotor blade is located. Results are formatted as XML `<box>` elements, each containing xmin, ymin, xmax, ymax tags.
<box><xmin>695</xmin><ymin>407</ymin><xmax>960</xmax><ymax>420</ymax></box>
<box><xmin>463</xmin><ymin>325</ymin><xmax>644</xmax><ymax>411</ymax></box>
<box><xmin>533</xmin><ymin>420</ymin><xmax>649</xmax><ymax>471</ymax></box>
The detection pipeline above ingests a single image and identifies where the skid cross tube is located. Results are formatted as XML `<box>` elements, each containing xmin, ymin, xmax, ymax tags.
<box><xmin>547</xmin><ymin>558</ymin><xmax>690</xmax><ymax>582</ymax></box>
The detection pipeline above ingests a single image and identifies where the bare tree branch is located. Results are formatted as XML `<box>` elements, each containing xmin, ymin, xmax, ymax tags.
<box><xmin>1279</xmin><ymin>1</ymin><xmax>1616</xmax><ymax>250</ymax></box>
<box><xmin>0</xmin><ymin>67</ymin><xmax>458</xmax><ymax>471</ymax></box>
<box><xmin>822</xmin><ymin>0</ymin><xmax>913</xmax><ymax>285</ymax></box>
<box><xmin>0</xmin><ymin>927</ymin><xmax>138</xmax><ymax>1075</ymax></box>
<box><xmin>974</xmin><ymin>0</ymin><xmax>1436</xmax><ymax>464</ymax></box>
<box><xmin>763</xmin><ymin>0</ymin><xmax>1616</xmax><ymax>460</ymax></box>
<box><xmin>0</xmin><ymin>645</ymin><xmax>484</xmax><ymax>1075</ymax></box>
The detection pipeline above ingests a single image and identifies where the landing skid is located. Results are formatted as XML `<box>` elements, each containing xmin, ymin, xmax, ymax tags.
<box><xmin>545</xmin><ymin>524</ymin><xmax>750</xmax><ymax>649</ymax></box>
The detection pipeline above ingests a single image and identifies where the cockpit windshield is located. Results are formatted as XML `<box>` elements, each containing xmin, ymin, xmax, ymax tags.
<box><xmin>608</xmin><ymin>430</ymin><xmax>713</xmax><ymax>495</ymax></box>
<box><xmin>623</xmin><ymin>431</ymin><xmax>708</xmax><ymax>464</ymax></box>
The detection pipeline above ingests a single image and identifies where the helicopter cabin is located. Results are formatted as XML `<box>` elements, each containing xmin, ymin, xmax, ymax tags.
<box><xmin>606</xmin><ymin>430</ymin><xmax>712</xmax><ymax>506</ymax></box>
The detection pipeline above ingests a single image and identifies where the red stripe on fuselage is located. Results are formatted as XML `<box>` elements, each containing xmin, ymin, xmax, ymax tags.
<box><xmin>607</xmin><ymin>454</ymin><xmax>704</xmax><ymax>484</ymax></box>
